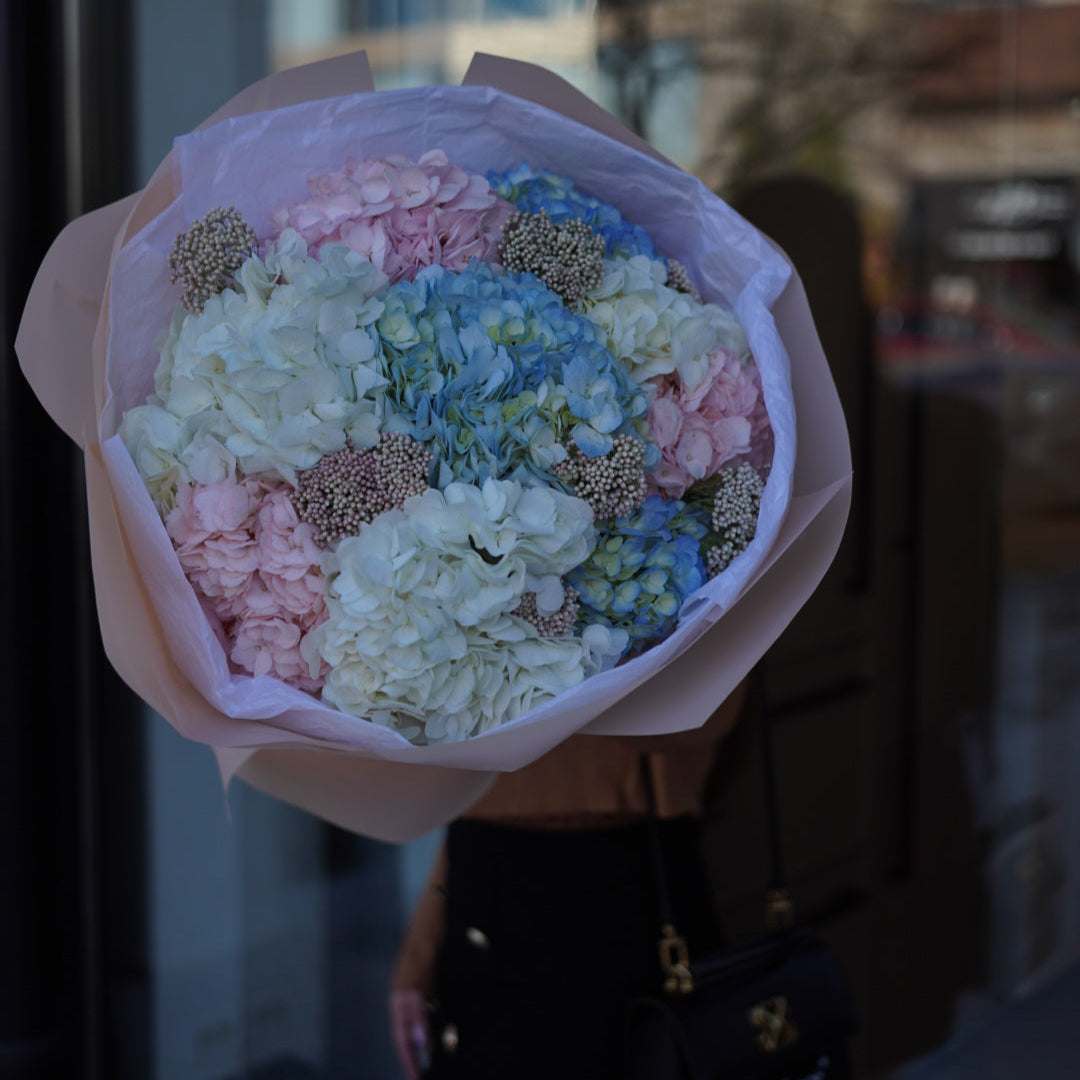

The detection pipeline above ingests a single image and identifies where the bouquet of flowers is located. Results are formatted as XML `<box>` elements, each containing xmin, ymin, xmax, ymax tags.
<box><xmin>18</xmin><ymin>53</ymin><xmax>850</xmax><ymax>840</ymax></box>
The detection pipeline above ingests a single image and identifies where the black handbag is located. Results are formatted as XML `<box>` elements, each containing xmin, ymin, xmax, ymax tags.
<box><xmin>624</xmin><ymin>705</ymin><xmax>857</xmax><ymax>1080</ymax></box>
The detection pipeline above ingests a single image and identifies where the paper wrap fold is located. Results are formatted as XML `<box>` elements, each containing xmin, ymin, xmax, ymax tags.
<box><xmin>16</xmin><ymin>52</ymin><xmax>851</xmax><ymax>841</ymax></box>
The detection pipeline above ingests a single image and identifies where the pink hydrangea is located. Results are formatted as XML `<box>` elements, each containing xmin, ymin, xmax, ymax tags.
<box><xmin>253</xmin><ymin>489</ymin><xmax>327</xmax><ymax>630</ymax></box>
<box><xmin>255</xmin><ymin>488</ymin><xmax>321</xmax><ymax>581</ymax></box>
<box><xmin>230</xmin><ymin>614</ymin><xmax>325</xmax><ymax>693</ymax></box>
<box><xmin>166</xmin><ymin>477</ymin><xmax>269</xmax><ymax>601</ymax></box>
<box><xmin>271</xmin><ymin>150</ymin><xmax>516</xmax><ymax>283</ymax></box>
<box><xmin>166</xmin><ymin>477</ymin><xmax>328</xmax><ymax>691</ymax></box>
<box><xmin>646</xmin><ymin>348</ymin><xmax>768</xmax><ymax>497</ymax></box>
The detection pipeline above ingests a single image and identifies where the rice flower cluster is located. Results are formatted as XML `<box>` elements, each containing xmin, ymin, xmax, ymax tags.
<box><xmin>705</xmin><ymin>463</ymin><xmax>768</xmax><ymax>577</ymax></box>
<box><xmin>497</xmin><ymin>209</ymin><xmax>605</xmax><ymax>306</ymax></box>
<box><xmin>169</xmin><ymin>205</ymin><xmax>258</xmax><ymax>313</ymax></box>
<box><xmin>293</xmin><ymin>433</ymin><xmax>432</xmax><ymax>545</ymax></box>
<box><xmin>121</xmin><ymin>152</ymin><xmax>775</xmax><ymax>743</ymax></box>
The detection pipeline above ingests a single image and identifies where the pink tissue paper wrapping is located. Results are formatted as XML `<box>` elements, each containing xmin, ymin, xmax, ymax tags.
<box><xmin>16</xmin><ymin>51</ymin><xmax>851</xmax><ymax>841</ymax></box>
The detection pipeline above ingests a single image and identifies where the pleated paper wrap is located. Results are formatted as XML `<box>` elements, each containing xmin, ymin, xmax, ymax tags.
<box><xmin>16</xmin><ymin>52</ymin><xmax>851</xmax><ymax>841</ymax></box>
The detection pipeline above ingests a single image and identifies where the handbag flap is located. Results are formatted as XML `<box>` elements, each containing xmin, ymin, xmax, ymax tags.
<box><xmin>680</xmin><ymin>937</ymin><xmax>855</xmax><ymax>1080</ymax></box>
<box><xmin>625</xmin><ymin>933</ymin><xmax>855</xmax><ymax>1080</ymax></box>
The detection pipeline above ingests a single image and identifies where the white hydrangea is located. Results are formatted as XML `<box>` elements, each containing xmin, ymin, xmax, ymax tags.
<box><xmin>582</xmin><ymin>254</ymin><xmax>749</xmax><ymax>391</ymax></box>
<box><xmin>118</xmin><ymin>404</ymin><xmax>185</xmax><ymax>511</ymax></box>
<box><xmin>302</xmin><ymin>478</ymin><xmax>627</xmax><ymax>742</ymax></box>
<box><xmin>122</xmin><ymin>230</ymin><xmax>390</xmax><ymax>501</ymax></box>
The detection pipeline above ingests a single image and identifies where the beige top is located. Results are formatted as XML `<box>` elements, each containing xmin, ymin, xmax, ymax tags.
<box><xmin>463</xmin><ymin>718</ymin><xmax>733</xmax><ymax>824</ymax></box>
<box><xmin>391</xmin><ymin>683</ymin><xmax>746</xmax><ymax>992</ymax></box>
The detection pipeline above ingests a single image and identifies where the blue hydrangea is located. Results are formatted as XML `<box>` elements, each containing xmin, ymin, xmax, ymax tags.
<box><xmin>373</xmin><ymin>261</ymin><xmax>649</xmax><ymax>488</ymax></box>
<box><xmin>568</xmin><ymin>495</ymin><xmax>709</xmax><ymax>647</ymax></box>
<box><xmin>488</xmin><ymin>164</ymin><xmax>656</xmax><ymax>260</ymax></box>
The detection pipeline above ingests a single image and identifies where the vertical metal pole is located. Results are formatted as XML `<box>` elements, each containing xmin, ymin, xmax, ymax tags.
<box><xmin>0</xmin><ymin>3</ymin><xmax>81</xmax><ymax>1075</ymax></box>
<box><xmin>1</xmin><ymin>1</ymin><xmax>137</xmax><ymax>1076</ymax></box>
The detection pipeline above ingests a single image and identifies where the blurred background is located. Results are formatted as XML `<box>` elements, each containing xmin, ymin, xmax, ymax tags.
<box><xmin>2</xmin><ymin>1</ymin><xmax>1079</xmax><ymax>1077</ymax></box>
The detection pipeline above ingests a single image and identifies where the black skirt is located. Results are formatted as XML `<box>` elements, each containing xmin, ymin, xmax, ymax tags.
<box><xmin>425</xmin><ymin>816</ymin><xmax>720</xmax><ymax>1080</ymax></box>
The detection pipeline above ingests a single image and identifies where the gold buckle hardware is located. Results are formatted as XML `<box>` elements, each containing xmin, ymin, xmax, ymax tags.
<box><xmin>659</xmin><ymin>924</ymin><xmax>694</xmax><ymax>995</ymax></box>
<box><xmin>747</xmin><ymin>995</ymin><xmax>798</xmax><ymax>1053</ymax></box>
<box><xmin>766</xmin><ymin>887</ymin><xmax>794</xmax><ymax>931</ymax></box>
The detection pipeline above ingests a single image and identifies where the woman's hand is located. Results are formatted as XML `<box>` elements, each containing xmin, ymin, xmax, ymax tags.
<box><xmin>389</xmin><ymin>844</ymin><xmax>446</xmax><ymax>1076</ymax></box>
<box><xmin>389</xmin><ymin>988</ymin><xmax>430</xmax><ymax>1079</ymax></box>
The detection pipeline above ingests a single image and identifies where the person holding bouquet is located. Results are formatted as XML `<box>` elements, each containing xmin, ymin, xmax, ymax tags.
<box><xmin>388</xmin><ymin>683</ymin><xmax>746</xmax><ymax>1080</ymax></box>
